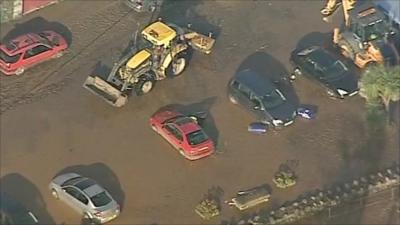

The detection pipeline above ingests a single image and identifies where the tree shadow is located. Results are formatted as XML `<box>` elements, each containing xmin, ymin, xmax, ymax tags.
<box><xmin>1</xmin><ymin>16</ymin><xmax>72</xmax><ymax>46</ymax></box>
<box><xmin>0</xmin><ymin>173</ymin><xmax>56</xmax><ymax>224</ymax></box>
<box><xmin>55</xmin><ymin>163</ymin><xmax>125</xmax><ymax>210</ymax></box>
<box><xmin>158</xmin><ymin>0</ymin><xmax>221</xmax><ymax>38</ymax></box>
<box><xmin>154</xmin><ymin>96</ymin><xmax>220</xmax><ymax>146</ymax></box>
<box><xmin>236</xmin><ymin>51</ymin><xmax>300</xmax><ymax>107</ymax></box>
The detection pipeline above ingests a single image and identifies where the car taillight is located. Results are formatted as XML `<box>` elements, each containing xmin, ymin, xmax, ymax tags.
<box><xmin>94</xmin><ymin>211</ymin><xmax>102</xmax><ymax>217</ymax></box>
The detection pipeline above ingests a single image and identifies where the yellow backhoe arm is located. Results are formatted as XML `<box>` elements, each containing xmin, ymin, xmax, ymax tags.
<box><xmin>321</xmin><ymin>0</ymin><xmax>357</xmax><ymax>26</ymax></box>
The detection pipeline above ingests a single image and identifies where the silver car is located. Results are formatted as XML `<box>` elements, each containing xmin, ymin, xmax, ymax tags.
<box><xmin>49</xmin><ymin>173</ymin><xmax>120</xmax><ymax>224</ymax></box>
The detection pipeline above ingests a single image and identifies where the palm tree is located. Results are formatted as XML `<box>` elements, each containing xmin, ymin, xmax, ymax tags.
<box><xmin>359</xmin><ymin>65</ymin><xmax>400</xmax><ymax>111</ymax></box>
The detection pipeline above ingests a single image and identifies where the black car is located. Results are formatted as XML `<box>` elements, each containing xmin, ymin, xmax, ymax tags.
<box><xmin>0</xmin><ymin>192</ymin><xmax>38</xmax><ymax>225</ymax></box>
<box><xmin>124</xmin><ymin>0</ymin><xmax>163</xmax><ymax>12</ymax></box>
<box><xmin>290</xmin><ymin>46</ymin><xmax>359</xmax><ymax>99</ymax></box>
<box><xmin>228</xmin><ymin>69</ymin><xmax>297</xmax><ymax>127</ymax></box>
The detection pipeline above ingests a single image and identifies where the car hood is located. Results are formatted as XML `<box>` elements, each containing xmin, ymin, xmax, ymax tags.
<box><xmin>327</xmin><ymin>72</ymin><xmax>359</xmax><ymax>93</ymax></box>
<box><xmin>265</xmin><ymin>100</ymin><xmax>297</xmax><ymax>122</ymax></box>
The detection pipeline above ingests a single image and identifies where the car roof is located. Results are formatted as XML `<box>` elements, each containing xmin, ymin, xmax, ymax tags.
<box><xmin>173</xmin><ymin>117</ymin><xmax>201</xmax><ymax>134</ymax></box>
<box><xmin>307</xmin><ymin>48</ymin><xmax>337</xmax><ymax>67</ymax></box>
<box><xmin>234</xmin><ymin>69</ymin><xmax>276</xmax><ymax>96</ymax></box>
<box><xmin>0</xmin><ymin>33</ymin><xmax>41</xmax><ymax>55</ymax></box>
<box><xmin>81</xmin><ymin>184</ymin><xmax>105</xmax><ymax>198</ymax></box>
<box><xmin>74</xmin><ymin>178</ymin><xmax>97</xmax><ymax>191</ymax></box>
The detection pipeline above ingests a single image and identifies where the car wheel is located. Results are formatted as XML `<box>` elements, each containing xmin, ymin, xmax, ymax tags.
<box><xmin>51</xmin><ymin>189</ymin><xmax>59</xmax><ymax>199</ymax></box>
<box><xmin>83</xmin><ymin>212</ymin><xmax>93</xmax><ymax>219</ymax></box>
<box><xmin>15</xmin><ymin>68</ymin><xmax>25</xmax><ymax>76</ymax></box>
<box><xmin>134</xmin><ymin>74</ymin><xmax>155</xmax><ymax>96</ymax></box>
<box><xmin>166</xmin><ymin>51</ymin><xmax>189</xmax><ymax>77</ymax></box>
<box><xmin>229</xmin><ymin>94</ymin><xmax>238</xmax><ymax>104</ymax></box>
<box><xmin>54</xmin><ymin>51</ymin><xmax>65</xmax><ymax>58</ymax></box>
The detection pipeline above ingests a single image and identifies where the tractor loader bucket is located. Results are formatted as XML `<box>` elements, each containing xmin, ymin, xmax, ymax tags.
<box><xmin>186</xmin><ymin>32</ymin><xmax>216</xmax><ymax>54</ymax></box>
<box><xmin>83</xmin><ymin>76</ymin><xmax>128</xmax><ymax>107</ymax></box>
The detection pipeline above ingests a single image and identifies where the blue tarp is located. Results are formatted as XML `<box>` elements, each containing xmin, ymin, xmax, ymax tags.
<box><xmin>375</xmin><ymin>0</ymin><xmax>400</xmax><ymax>24</ymax></box>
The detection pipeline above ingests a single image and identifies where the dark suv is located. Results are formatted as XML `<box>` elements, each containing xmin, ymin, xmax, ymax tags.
<box><xmin>228</xmin><ymin>69</ymin><xmax>297</xmax><ymax>127</ymax></box>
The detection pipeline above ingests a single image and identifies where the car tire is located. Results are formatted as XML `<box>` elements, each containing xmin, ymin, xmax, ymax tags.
<box><xmin>135</xmin><ymin>74</ymin><xmax>155</xmax><ymax>96</ymax></box>
<box><xmin>53</xmin><ymin>51</ymin><xmax>65</xmax><ymax>58</ymax></box>
<box><xmin>51</xmin><ymin>189</ymin><xmax>59</xmax><ymax>199</ymax></box>
<box><xmin>326</xmin><ymin>89</ymin><xmax>336</xmax><ymax>99</ymax></box>
<box><xmin>166</xmin><ymin>51</ymin><xmax>189</xmax><ymax>77</ymax></box>
<box><xmin>229</xmin><ymin>94</ymin><xmax>238</xmax><ymax>104</ymax></box>
<box><xmin>15</xmin><ymin>67</ymin><xmax>25</xmax><ymax>76</ymax></box>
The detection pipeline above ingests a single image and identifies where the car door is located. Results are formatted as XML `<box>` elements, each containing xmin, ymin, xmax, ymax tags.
<box><xmin>249</xmin><ymin>93</ymin><xmax>268</xmax><ymax>120</ymax></box>
<box><xmin>233</xmin><ymin>82</ymin><xmax>253</xmax><ymax>109</ymax></box>
<box><xmin>62</xmin><ymin>187</ymin><xmax>88</xmax><ymax>214</ymax></box>
<box><xmin>21</xmin><ymin>44</ymin><xmax>54</xmax><ymax>68</ymax></box>
<box><xmin>162</xmin><ymin>123</ymin><xmax>183</xmax><ymax>150</ymax></box>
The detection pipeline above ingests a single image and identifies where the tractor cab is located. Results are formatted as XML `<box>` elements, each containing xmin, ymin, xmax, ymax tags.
<box><xmin>349</xmin><ymin>5</ymin><xmax>393</xmax><ymax>43</ymax></box>
<box><xmin>141</xmin><ymin>21</ymin><xmax>177</xmax><ymax>47</ymax></box>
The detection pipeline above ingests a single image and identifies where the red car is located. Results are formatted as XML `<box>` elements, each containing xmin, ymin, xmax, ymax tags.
<box><xmin>0</xmin><ymin>31</ymin><xmax>68</xmax><ymax>76</ymax></box>
<box><xmin>150</xmin><ymin>110</ymin><xmax>215</xmax><ymax>160</ymax></box>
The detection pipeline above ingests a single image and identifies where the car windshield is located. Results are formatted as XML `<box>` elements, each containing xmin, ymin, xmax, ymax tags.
<box><xmin>364</xmin><ymin>20</ymin><xmax>387</xmax><ymax>41</ymax></box>
<box><xmin>186</xmin><ymin>130</ymin><xmax>209</xmax><ymax>146</ymax></box>
<box><xmin>323</xmin><ymin>60</ymin><xmax>348</xmax><ymax>80</ymax></box>
<box><xmin>90</xmin><ymin>192</ymin><xmax>112</xmax><ymax>207</ymax></box>
<box><xmin>262</xmin><ymin>89</ymin><xmax>285</xmax><ymax>109</ymax></box>
<box><xmin>0</xmin><ymin>49</ymin><xmax>20</xmax><ymax>63</ymax></box>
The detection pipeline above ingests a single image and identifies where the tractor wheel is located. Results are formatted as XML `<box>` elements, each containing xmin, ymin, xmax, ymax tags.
<box><xmin>166</xmin><ymin>51</ymin><xmax>189</xmax><ymax>78</ymax></box>
<box><xmin>134</xmin><ymin>75</ymin><xmax>155</xmax><ymax>96</ymax></box>
<box><xmin>364</xmin><ymin>61</ymin><xmax>378</xmax><ymax>73</ymax></box>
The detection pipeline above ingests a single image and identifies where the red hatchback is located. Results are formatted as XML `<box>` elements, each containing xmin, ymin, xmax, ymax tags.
<box><xmin>0</xmin><ymin>31</ymin><xmax>68</xmax><ymax>76</ymax></box>
<box><xmin>150</xmin><ymin>110</ymin><xmax>215</xmax><ymax>160</ymax></box>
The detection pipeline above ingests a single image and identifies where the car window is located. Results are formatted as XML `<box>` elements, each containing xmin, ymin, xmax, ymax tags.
<box><xmin>250</xmin><ymin>93</ymin><xmax>262</xmax><ymax>108</ymax></box>
<box><xmin>230</xmin><ymin>80</ymin><xmax>240</xmax><ymax>89</ymax></box>
<box><xmin>64</xmin><ymin>187</ymin><xmax>80</xmax><ymax>198</ymax></box>
<box><xmin>64</xmin><ymin>187</ymin><xmax>89</xmax><ymax>205</ymax></box>
<box><xmin>186</xmin><ymin>130</ymin><xmax>209</xmax><ymax>146</ymax></box>
<box><xmin>165</xmin><ymin>124</ymin><xmax>183</xmax><ymax>141</ymax></box>
<box><xmin>0</xmin><ymin>49</ymin><xmax>21</xmax><ymax>63</ymax></box>
<box><xmin>237</xmin><ymin>83</ymin><xmax>252</xmax><ymax>99</ymax></box>
<box><xmin>90</xmin><ymin>192</ymin><xmax>112</xmax><ymax>207</ymax></box>
<box><xmin>23</xmin><ymin>45</ymin><xmax>51</xmax><ymax>59</ymax></box>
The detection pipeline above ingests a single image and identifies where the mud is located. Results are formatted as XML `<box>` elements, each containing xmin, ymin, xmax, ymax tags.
<box><xmin>0</xmin><ymin>1</ymin><xmax>399</xmax><ymax>224</ymax></box>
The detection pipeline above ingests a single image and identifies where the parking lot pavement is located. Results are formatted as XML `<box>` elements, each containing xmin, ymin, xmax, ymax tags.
<box><xmin>1</xmin><ymin>1</ymin><xmax>399</xmax><ymax>224</ymax></box>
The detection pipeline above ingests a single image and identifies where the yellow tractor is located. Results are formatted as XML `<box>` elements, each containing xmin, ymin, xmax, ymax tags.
<box><xmin>321</xmin><ymin>0</ymin><xmax>399</xmax><ymax>69</ymax></box>
<box><xmin>83</xmin><ymin>20</ymin><xmax>215</xmax><ymax>107</ymax></box>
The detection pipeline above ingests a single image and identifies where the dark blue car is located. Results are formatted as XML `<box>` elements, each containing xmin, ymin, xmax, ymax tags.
<box><xmin>0</xmin><ymin>192</ymin><xmax>38</xmax><ymax>225</ymax></box>
<box><xmin>228</xmin><ymin>69</ymin><xmax>297</xmax><ymax>127</ymax></box>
